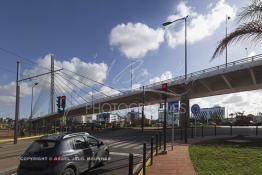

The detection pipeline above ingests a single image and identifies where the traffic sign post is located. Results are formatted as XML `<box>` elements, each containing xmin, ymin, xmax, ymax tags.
<box><xmin>191</xmin><ymin>104</ymin><xmax>200</xmax><ymax>138</ymax></box>
<box><xmin>168</xmin><ymin>101</ymin><xmax>179</xmax><ymax>150</ymax></box>
<box><xmin>191</xmin><ymin>104</ymin><xmax>200</xmax><ymax>114</ymax></box>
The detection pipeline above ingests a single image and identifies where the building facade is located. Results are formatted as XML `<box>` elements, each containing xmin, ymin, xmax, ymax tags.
<box><xmin>192</xmin><ymin>106</ymin><xmax>225</xmax><ymax>122</ymax></box>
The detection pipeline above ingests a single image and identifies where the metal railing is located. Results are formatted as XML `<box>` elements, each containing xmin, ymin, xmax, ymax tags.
<box><xmin>39</xmin><ymin>54</ymin><xmax>262</xmax><ymax>119</ymax></box>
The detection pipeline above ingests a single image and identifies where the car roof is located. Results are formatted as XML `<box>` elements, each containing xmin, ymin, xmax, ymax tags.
<box><xmin>39</xmin><ymin>132</ymin><xmax>90</xmax><ymax>141</ymax></box>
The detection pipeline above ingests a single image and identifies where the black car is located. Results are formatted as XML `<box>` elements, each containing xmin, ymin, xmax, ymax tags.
<box><xmin>17</xmin><ymin>132</ymin><xmax>109</xmax><ymax>175</ymax></box>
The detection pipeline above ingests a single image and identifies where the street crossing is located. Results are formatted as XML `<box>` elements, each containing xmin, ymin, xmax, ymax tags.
<box><xmin>108</xmin><ymin>140</ymin><xmax>147</xmax><ymax>150</ymax></box>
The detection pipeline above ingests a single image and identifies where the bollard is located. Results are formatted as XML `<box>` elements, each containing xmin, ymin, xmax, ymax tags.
<box><xmin>151</xmin><ymin>137</ymin><xmax>153</xmax><ymax>165</ymax></box>
<box><xmin>129</xmin><ymin>153</ymin><xmax>133</xmax><ymax>175</ymax></box>
<box><xmin>159</xmin><ymin>132</ymin><xmax>162</xmax><ymax>150</ymax></box>
<box><xmin>191</xmin><ymin>127</ymin><xmax>194</xmax><ymax>138</ymax></box>
<box><xmin>143</xmin><ymin>143</ymin><xmax>146</xmax><ymax>175</ymax></box>
<box><xmin>155</xmin><ymin>134</ymin><xmax>158</xmax><ymax>155</ymax></box>
<box><xmin>230</xmin><ymin>125</ymin><xmax>232</xmax><ymax>136</ymax></box>
<box><xmin>215</xmin><ymin>125</ymin><xmax>217</xmax><ymax>136</ymax></box>
<box><xmin>201</xmin><ymin>126</ymin><xmax>204</xmax><ymax>137</ymax></box>
<box><xmin>180</xmin><ymin>127</ymin><xmax>183</xmax><ymax>140</ymax></box>
<box><xmin>256</xmin><ymin>125</ymin><xmax>258</xmax><ymax>136</ymax></box>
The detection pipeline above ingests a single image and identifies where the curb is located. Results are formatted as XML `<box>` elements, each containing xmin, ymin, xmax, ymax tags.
<box><xmin>0</xmin><ymin>135</ymin><xmax>43</xmax><ymax>143</ymax></box>
<box><xmin>137</xmin><ymin>157</ymin><xmax>151</xmax><ymax>175</ymax></box>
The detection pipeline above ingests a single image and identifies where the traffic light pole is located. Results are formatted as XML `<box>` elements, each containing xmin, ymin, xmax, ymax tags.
<box><xmin>181</xmin><ymin>93</ymin><xmax>189</xmax><ymax>144</ymax></box>
<box><xmin>163</xmin><ymin>93</ymin><xmax>167</xmax><ymax>153</ymax></box>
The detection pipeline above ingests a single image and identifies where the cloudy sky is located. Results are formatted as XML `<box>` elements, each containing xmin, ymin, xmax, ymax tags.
<box><xmin>0</xmin><ymin>0</ymin><xmax>261</xmax><ymax>119</ymax></box>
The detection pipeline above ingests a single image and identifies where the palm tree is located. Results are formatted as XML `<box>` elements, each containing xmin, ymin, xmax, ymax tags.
<box><xmin>229</xmin><ymin>113</ymin><xmax>234</xmax><ymax>118</ymax></box>
<box><xmin>212</xmin><ymin>0</ymin><xmax>262</xmax><ymax>59</ymax></box>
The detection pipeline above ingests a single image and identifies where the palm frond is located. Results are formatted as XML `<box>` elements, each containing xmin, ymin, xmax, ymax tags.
<box><xmin>212</xmin><ymin>21</ymin><xmax>262</xmax><ymax>60</ymax></box>
<box><xmin>239</xmin><ymin>0</ymin><xmax>262</xmax><ymax>22</ymax></box>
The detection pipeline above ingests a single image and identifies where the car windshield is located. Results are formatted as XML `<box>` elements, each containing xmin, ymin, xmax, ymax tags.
<box><xmin>25</xmin><ymin>140</ymin><xmax>58</xmax><ymax>154</ymax></box>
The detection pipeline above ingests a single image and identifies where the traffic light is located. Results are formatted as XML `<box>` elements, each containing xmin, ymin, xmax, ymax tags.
<box><xmin>61</xmin><ymin>96</ymin><xmax>66</xmax><ymax>109</ymax></box>
<box><xmin>162</xmin><ymin>83</ymin><xmax>168</xmax><ymax>91</ymax></box>
<box><xmin>56</xmin><ymin>96</ymin><xmax>61</xmax><ymax>109</ymax></box>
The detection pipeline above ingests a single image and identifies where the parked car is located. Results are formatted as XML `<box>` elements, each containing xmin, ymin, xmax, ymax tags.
<box><xmin>17</xmin><ymin>132</ymin><xmax>109</xmax><ymax>175</ymax></box>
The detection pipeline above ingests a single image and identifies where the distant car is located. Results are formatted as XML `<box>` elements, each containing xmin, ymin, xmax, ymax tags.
<box><xmin>17</xmin><ymin>132</ymin><xmax>109</xmax><ymax>175</ymax></box>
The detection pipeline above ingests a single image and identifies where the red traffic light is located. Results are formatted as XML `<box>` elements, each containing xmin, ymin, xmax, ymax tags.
<box><xmin>61</xmin><ymin>96</ymin><xmax>65</xmax><ymax>100</ymax></box>
<box><xmin>162</xmin><ymin>83</ymin><xmax>168</xmax><ymax>90</ymax></box>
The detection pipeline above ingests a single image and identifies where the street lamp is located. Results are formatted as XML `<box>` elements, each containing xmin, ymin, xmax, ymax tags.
<box><xmin>30</xmin><ymin>82</ymin><xmax>38</xmax><ymax>120</ymax></box>
<box><xmin>245</xmin><ymin>48</ymin><xmax>248</xmax><ymax>57</ymax></box>
<box><xmin>162</xmin><ymin>15</ymin><xmax>189</xmax><ymax>145</ymax></box>
<box><xmin>226</xmin><ymin>15</ymin><xmax>231</xmax><ymax>66</ymax></box>
<box><xmin>163</xmin><ymin>15</ymin><xmax>188</xmax><ymax>79</ymax></box>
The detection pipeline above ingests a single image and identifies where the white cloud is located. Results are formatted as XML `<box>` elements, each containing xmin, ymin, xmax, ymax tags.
<box><xmin>165</xmin><ymin>0</ymin><xmax>236</xmax><ymax>48</ymax></box>
<box><xmin>222</xmin><ymin>94</ymin><xmax>243</xmax><ymax>104</ymax></box>
<box><xmin>109</xmin><ymin>23</ymin><xmax>164</xmax><ymax>59</ymax></box>
<box><xmin>149</xmin><ymin>71</ymin><xmax>173</xmax><ymax>84</ymax></box>
<box><xmin>99</xmin><ymin>86</ymin><xmax>120</xmax><ymax>96</ymax></box>
<box><xmin>23</xmin><ymin>54</ymin><xmax>108</xmax><ymax>94</ymax></box>
<box><xmin>132</xmin><ymin>83</ymin><xmax>142</xmax><ymax>89</ymax></box>
<box><xmin>0</xmin><ymin>54</ymin><xmax>109</xmax><ymax>106</ymax></box>
<box><xmin>248</xmin><ymin>51</ymin><xmax>256</xmax><ymax>57</ymax></box>
<box><xmin>191</xmin><ymin>90</ymin><xmax>262</xmax><ymax>116</ymax></box>
<box><xmin>191</xmin><ymin>98</ymin><xmax>212</xmax><ymax>109</ymax></box>
<box><xmin>0</xmin><ymin>96</ymin><xmax>15</xmax><ymax>106</ymax></box>
<box><xmin>83</xmin><ymin>86</ymin><xmax>121</xmax><ymax>102</ymax></box>
<box><xmin>0</xmin><ymin>81</ymin><xmax>32</xmax><ymax>97</ymax></box>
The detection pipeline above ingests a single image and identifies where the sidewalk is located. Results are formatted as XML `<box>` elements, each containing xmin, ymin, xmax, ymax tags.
<box><xmin>146</xmin><ymin>136</ymin><xmax>237</xmax><ymax>175</ymax></box>
<box><xmin>147</xmin><ymin>145</ymin><xmax>196</xmax><ymax>175</ymax></box>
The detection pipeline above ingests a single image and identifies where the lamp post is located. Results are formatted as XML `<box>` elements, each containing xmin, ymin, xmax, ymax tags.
<box><xmin>163</xmin><ymin>15</ymin><xmax>188</xmax><ymax>79</ymax></box>
<box><xmin>226</xmin><ymin>15</ymin><xmax>230</xmax><ymax>66</ymax></box>
<box><xmin>163</xmin><ymin>15</ymin><xmax>189</xmax><ymax>144</ymax></box>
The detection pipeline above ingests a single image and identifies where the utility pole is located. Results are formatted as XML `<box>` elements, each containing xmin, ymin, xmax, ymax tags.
<box><xmin>50</xmin><ymin>55</ymin><xmax>55</xmax><ymax>113</ymax></box>
<box><xmin>14</xmin><ymin>61</ymin><xmax>20</xmax><ymax>144</ymax></box>
<box><xmin>163</xmin><ymin>94</ymin><xmax>167</xmax><ymax>152</ymax></box>
<box><xmin>141</xmin><ymin>86</ymin><xmax>145</xmax><ymax>133</ymax></box>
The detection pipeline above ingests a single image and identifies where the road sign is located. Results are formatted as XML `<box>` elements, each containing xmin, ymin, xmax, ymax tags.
<box><xmin>191</xmin><ymin>104</ymin><xmax>200</xmax><ymax>114</ymax></box>
<box><xmin>168</xmin><ymin>101</ymin><xmax>179</xmax><ymax>113</ymax></box>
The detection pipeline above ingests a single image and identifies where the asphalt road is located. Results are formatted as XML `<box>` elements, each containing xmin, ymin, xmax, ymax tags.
<box><xmin>0</xmin><ymin>126</ymin><xmax>261</xmax><ymax>175</ymax></box>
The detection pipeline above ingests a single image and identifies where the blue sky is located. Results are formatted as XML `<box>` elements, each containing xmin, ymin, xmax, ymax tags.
<box><xmin>0</xmin><ymin>0</ymin><xmax>260</xmax><ymax>119</ymax></box>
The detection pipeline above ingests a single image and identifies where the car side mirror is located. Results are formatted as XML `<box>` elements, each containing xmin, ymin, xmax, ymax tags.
<box><xmin>97</xmin><ymin>141</ymin><xmax>103</xmax><ymax>147</ymax></box>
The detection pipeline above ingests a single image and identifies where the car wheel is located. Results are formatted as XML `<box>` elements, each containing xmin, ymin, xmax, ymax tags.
<box><xmin>101</xmin><ymin>150</ymin><xmax>109</xmax><ymax>165</ymax></box>
<box><xmin>62</xmin><ymin>168</ymin><xmax>75</xmax><ymax>175</ymax></box>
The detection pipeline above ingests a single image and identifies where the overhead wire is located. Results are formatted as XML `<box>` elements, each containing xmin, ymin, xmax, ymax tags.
<box><xmin>55</xmin><ymin>75</ymin><xmax>88</xmax><ymax>104</ymax></box>
<box><xmin>55</xmin><ymin>80</ymin><xmax>83</xmax><ymax>106</ymax></box>
<box><xmin>0</xmin><ymin>47</ymin><xmax>123</xmax><ymax>94</ymax></box>
<box><xmin>60</xmin><ymin>71</ymin><xmax>112</xmax><ymax>97</ymax></box>
<box><xmin>54</xmin><ymin>77</ymin><xmax>83</xmax><ymax>105</ymax></box>
<box><xmin>56</xmin><ymin>73</ymin><xmax>95</xmax><ymax>101</ymax></box>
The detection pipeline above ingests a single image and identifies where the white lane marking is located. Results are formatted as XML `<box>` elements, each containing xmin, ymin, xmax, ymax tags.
<box><xmin>109</xmin><ymin>141</ymin><xmax>127</xmax><ymax>147</ymax></box>
<box><xmin>112</xmin><ymin>142</ymin><xmax>130</xmax><ymax>148</ymax></box>
<box><xmin>122</xmin><ymin>143</ymin><xmax>139</xmax><ymax>149</ymax></box>
<box><xmin>133</xmin><ymin>145</ymin><xmax>143</xmax><ymax>150</ymax></box>
<box><xmin>110</xmin><ymin>152</ymin><xmax>142</xmax><ymax>157</ymax></box>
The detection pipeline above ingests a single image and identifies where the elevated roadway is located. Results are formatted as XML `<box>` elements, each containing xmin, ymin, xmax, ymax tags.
<box><xmin>34</xmin><ymin>54</ymin><xmax>262</xmax><ymax>122</ymax></box>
